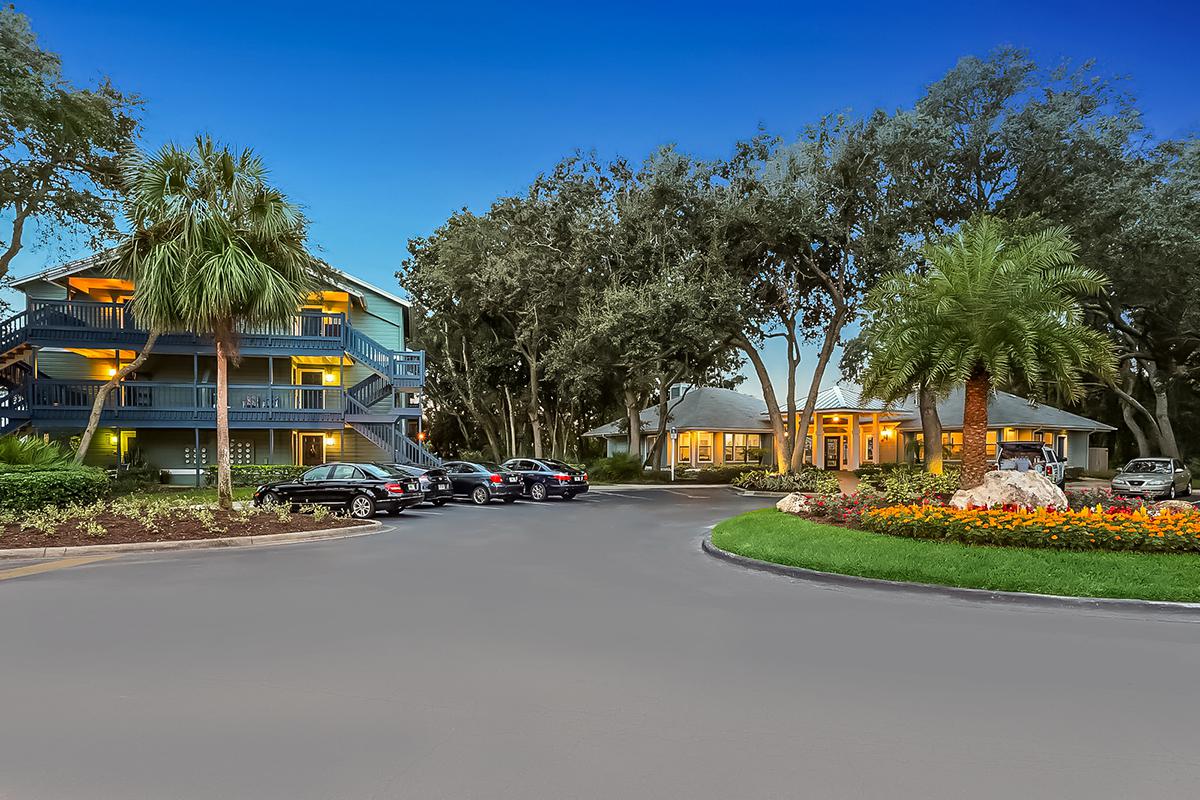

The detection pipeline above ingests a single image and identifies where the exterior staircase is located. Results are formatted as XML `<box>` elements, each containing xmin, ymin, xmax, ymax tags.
<box><xmin>0</xmin><ymin>359</ymin><xmax>31</xmax><ymax>435</ymax></box>
<box><xmin>349</xmin><ymin>420</ymin><xmax>441</xmax><ymax>467</ymax></box>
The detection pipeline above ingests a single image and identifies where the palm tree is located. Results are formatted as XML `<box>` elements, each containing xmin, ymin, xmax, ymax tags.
<box><xmin>119</xmin><ymin>135</ymin><xmax>316</xmax><ymax>508</ymax></box>
<box><xmin>858</xmin><ymin>216</ymin><xmax>1115</xmax><ymax>489</ymax></box>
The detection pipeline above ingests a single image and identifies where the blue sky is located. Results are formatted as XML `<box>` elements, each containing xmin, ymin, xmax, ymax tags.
<box><xmin>10</xmin><ymin>0</ymin><xmax>1200</xmax><ymax>396</ymax></box>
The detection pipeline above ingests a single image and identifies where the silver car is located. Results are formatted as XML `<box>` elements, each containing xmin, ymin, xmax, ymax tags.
<box><xmin>1111</xmin><ymin>458</ymin><xmax>1192</xmax><ymax>500</ymax></box>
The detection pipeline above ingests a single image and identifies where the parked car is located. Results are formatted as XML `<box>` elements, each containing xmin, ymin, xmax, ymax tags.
<box><xmin>501</xmin><ymin>457</ymin><xmax>589</xmax><ymax>501</ymax></box>
<box><xmin>381</xmin><ymin>463</ymin><xmax>454</xmax><ymax>506</ymax></box>
<box><xmin>252</xmin><ymin>462</ymin><xmax>424</xmax><ymax>518</ymax></box>
<box><xmin>994</xmin><ymin>441</ymin><xmax>1067</xmax><ymax>488</ymax></box>
<box><xmin>1111</xmin><ymin>457</ymin><xmax>1192</xmax><ymax>500</ymax></box>
<box><xmin>441</xmin><ymin>461</ymin><xmax>523</xmax><ymax>505</ymax></box>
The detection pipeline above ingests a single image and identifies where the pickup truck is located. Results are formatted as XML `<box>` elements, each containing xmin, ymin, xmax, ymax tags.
<box><xmin>993</xmin><ymin>441</ymin><xmax>1066</xmax><ymax>489</ymax></box>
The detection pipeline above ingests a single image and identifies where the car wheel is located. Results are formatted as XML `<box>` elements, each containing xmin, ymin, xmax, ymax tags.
<box><xmin>1169</xmin><ymin>485</ymin><xmax>1177</xmax><ymax>500</ymax></box>
<box><xmin>259</xmin><ymin>490</ymin><xmax>281</xmax><ymax>508</ymax></box>
<box><xmin>348</xmin><ymin>494</ymin><xmax>376</xmax><ymax>519</ymax></box>
<box><xmin>433</xmin><ymin>499</ymin><xmax>448</xmax><ymax>507</ymax></box>
<box><xmin>471</xmin><ymin>486</ymin><xmax>490</xmax><ymax>505</ymax></box>
<box><xmin>530</xmin><ymin>482</ymin><xmax>548</xmax><ymax>502</ymax></box>
<box><xmin>562</xmin><ymin>491</ymin><xmax>576</xmax><ymax>500</ymax></box>
<box><xmin>1185</xmin><ymin>484</ymin><xmax>1193</xmax><ymax>497</ymax></box>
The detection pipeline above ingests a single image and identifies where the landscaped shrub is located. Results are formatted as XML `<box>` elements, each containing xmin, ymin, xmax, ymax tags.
<box><xmin>861</xmin><ymin>504</ymin><xmax>1200</xmax><ymax>553</ymax></box>
<box><xmin>857</xmin><ymin>464</ymin><xmax>960</xmax><ymax>504</ymax></box>
<box><xmin>586</xmin><ymin>453</ymin><xmax>645</xmax><ymax>483</ymax></box>
<box><xmin>733</xmin><ymin>468</ymin><xmax>841</xmax><ymax>494</ymax></box>
<box><xmin>0</xmin><ymin>466</ymin><xmax>110</xmax><ymax>511</ymax></box>
<box><xmin>689</xmin><ymin>465</ymin><xmax>761</xmax><ymax>484</ymax></box>
<box><xmin>203</xmin><ymin>464</ymin><xmax>307</xmax><ymax>487</ymax></box>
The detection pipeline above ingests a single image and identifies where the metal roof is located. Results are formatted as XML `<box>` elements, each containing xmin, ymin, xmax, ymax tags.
<box><xmin>584</xmin><ymin>387</ymin><xmax>771</xmax><ymax>437</ymax></box>
<box><xmin>894</xmin><ymin>387</ymin><xmax>1116</xmax><ymax>432</ymax></box>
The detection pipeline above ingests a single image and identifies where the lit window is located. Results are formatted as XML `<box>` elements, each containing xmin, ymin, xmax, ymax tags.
<box><xmin>723</xmin><ymin>433</ymin><xmax>762</xmax><ymax>463</ymax></box>
<box><xmin>677</xmin><ymin>432</ymin><xmax>692</xmax><ymax>462</ymax></box>
<box><xmin>696</xmin><ymin>432</ymin><xmax>713</xmax><ymax>463</ymax></box>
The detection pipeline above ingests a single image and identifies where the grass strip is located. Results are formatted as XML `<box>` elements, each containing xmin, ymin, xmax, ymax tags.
<box><xmin>712</xmin><ymin>509</ymin><xmax>1200</xmax><ymax>602</ymax></box>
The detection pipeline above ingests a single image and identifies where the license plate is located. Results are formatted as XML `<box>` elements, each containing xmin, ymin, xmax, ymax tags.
<box><xmin>507</xmin><ymin>477</ymin><xmax>519</xmax><ymax>483</ymax></box>
<box><xmin>437</xmin><ymin>482</ymin><xmax>450</xmax><ymax>489</ymax></box>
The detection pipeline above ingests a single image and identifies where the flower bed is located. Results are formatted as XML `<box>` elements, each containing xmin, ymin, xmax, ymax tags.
<box><xmin>0</xmin><ymin>497</ymin><xmax>366</xmax><ymax>550</ymax></box>
<box><xmin>861</xmin><ymin>503</ymin><xmax>1200</xmax><ymax>553</ymax></box>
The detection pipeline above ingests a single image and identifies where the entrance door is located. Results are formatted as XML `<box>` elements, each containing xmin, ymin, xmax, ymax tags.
<box><xmin>299</xmin><ymin>433</ymin><xmax>325</xmax><ymax>466</ymax></box>
<box><xmin>823</xmin><ymin>435</ymin><xmax>841</xmax><ymax>470</ymax></box>
<box><xmin>297</xmin><ymin>369</ymin><xmax>325</xmax><ymax>409</ymax></box>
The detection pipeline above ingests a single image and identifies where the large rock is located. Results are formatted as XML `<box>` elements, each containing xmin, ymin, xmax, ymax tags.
<box><xmin>949</xmin><ymin>470</ymin><xmax>1068</xmax><ymax>510</ymax></box>
<box><xmin>776</xmin><ymin>492</ymin><xmax>809</xmax><ymax>515</ymax></box>
<box><xmin>1152</xmin><ymin>499</ymin><xmax>1195</xmax><ymax>515</ymax></box>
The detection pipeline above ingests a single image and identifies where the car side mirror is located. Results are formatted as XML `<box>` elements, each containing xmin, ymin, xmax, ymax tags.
<box><xmin>1177</xmin><ymin>467</ymin><xmax>1186</xmax><ymax>473</ymax></box>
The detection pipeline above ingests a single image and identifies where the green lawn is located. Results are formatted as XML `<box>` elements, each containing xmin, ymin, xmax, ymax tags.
<box><xmin>712</xmin><ymin>509</ymin><xmax>1200</xmax><ymax>603</ymax></box>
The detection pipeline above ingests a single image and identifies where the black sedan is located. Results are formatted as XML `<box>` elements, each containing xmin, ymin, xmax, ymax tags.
<box><xmin>441</xmin><ymin>461</ymin><xmax>523</xmax><ymax>505</ymax></box>
<box><xmin>501</xmin><ymin>457</ymin><xmax>589</xmax><ymax>501</ymax></box>
<box><xmin>381</xmin><ymin>463</ymin><xmax>455</xmax><ymax>506</ymax></box>
<box><xmin>252</xmin><ymin>462</ymin><xmax>424</xmax><ymax>518</ymax></box>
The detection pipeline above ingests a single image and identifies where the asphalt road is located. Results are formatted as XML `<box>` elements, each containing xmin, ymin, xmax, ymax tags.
<box><xmin>2</xmin><ymin>488</ymin><xmax>1200</xmax><ymax>799</ymax></box>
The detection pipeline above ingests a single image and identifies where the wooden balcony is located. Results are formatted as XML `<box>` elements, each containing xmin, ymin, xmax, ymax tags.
<box><xmin>27</xmin><ymin>379</ymin><xmax>417</xmax><ymax>429</ymax></box>
<box><xmin>24</xmin><ymin>300</ymin><xmax>349</xmax><ymax>356</ymax></box>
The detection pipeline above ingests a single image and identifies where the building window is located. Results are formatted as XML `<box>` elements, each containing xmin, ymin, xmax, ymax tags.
<box><xmin>696</xmin><ymin>431</ymin><xmax>713</xmax><ymax>463</ymax></box>
<box><xmin>804</xmin><ymin>435</ymin><xmax>813</xmax><ymax>465</ymax></box>
<box><xmin>724</xmin><ymin>433</ymin><xmax>762</xmax><ymax>463</ymax></box>
<box><xmin>1056</xmin><ymin>434</ymin><xmax>1068</xmax><ymax>460</ymax></box>
<box><xmin>677</xmin><ymin>431</ymin><xmax>692</xmax><ymax>463</ymax></box>
<box><xmin>941</xmin><ymin>432</ymin><xmax>963</xmax><ymax>460</ymax></box>
<box><xmin>865</xmin><ymin>435</ymin><xmax>874</xmax><ymax>462</ymax></box>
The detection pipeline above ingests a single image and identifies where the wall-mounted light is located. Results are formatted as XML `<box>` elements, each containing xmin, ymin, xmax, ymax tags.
<box><xmin>324</xmin><ymin>370</ymin><xmax>337</xmax><ymax>383</ymax></box>
<box><xmin>108</xmin><ymin>433</ymin><xmax>119</xmax><ymax>446</ymax></box>
<box><xmin>417</xmin><ymin>431</ymin><xmax>427</xmax><ymax>442</ymax></box>
<box><xmin>107</xmin><ymin>367</ymin><xmax>118</xmax><ymax>378</ymax></box>
<box><xmin>881</xmin><ymin>428</ymin><xmax>893</xmax><ymax>440</ymax></box>
<box><xmin>323</xmin><ymin>435</ymin><xmax>336</xmax><ymax>446</ymax></box>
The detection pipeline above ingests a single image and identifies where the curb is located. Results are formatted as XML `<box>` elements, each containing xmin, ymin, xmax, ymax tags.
<box><xmin>727</xmin><ymin>488</ymin><xmax>792</xmax><ymax>498</ymax></box>
<box><xmin>0</xmin><ymin>520</ymin><xmax>382</xmax><ymax>560</ymax></box>
<box><xmin>700</xmin><ymin>534</ymin><xmax>1200</xmax><ymax>617</ymax></box>
<box><xmin>590</xmin><ymin>484</ymin><xmax>732</xmax><ymax>492</ymax></box>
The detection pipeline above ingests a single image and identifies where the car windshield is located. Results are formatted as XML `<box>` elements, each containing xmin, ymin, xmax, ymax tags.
<box><xmin>1125</xmin><ymin>459</ymin><xmax>1172</xmax><ymax>474</ymax></box>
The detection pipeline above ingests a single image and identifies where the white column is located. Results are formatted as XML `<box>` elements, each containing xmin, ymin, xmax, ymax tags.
<box><xmin>814</xmin><ymin>415</ymin><xmax>824</xmax><ymax>469</ymax></box>
<box><xmin>872</xmin><ymin>413</ymin><xmax>881</xmax><ymax>464</ymax></box>
<box><xmin>849</xmin><ymin>416</ymin><xmax>861</xmax><ymax>470</ymax></box>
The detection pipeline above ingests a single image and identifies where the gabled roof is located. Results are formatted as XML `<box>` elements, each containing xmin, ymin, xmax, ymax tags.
<box><xmin>894</xmin><ymin>386</ymin><xmax>1116</xmax><ymax>433</ymax></box>
<box><xmin>584</xmin><ymin>387</ymin><xmax>771</xmax><ymax>437</ymax></box>
<box><xmin>10</xmin><ymin>252</ymin><xmax>410</xmax><ymax>308</ymax></box>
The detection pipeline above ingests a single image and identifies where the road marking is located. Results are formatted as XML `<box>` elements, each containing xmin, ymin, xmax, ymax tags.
<box><xmin>0</xmin><ymin>555</ymin><xmax>116</xmax><ymax>582</ymax></box>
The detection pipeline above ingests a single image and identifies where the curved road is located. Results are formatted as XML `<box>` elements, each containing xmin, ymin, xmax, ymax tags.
<box><xmin>1</xmin><ymin>488</ymin><xmax>1198</xmax><ymax>799</ymax></box>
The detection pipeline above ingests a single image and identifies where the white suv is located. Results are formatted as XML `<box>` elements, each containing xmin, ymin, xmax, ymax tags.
<box><xmin>994</xmin><ymin>441</ymin><xmax>1066</xmax><ymax>489</ymax></box>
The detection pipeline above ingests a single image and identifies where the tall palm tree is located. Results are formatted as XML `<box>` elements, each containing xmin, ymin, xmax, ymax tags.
<box><xmin>858</xmin><ymin>216</ymin><xmax>1115</xmax><ymax>488</ymax></box>
<box><xmin>119</xmin><ymin>136</ymin><xmax>315</xmax><ymax>508</ymax></box>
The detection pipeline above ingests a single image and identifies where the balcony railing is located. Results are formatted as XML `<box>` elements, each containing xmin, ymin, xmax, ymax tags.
<box><xmin>29</xmin><ymin>380</ymin><xmax>348</xmax><ymax>424</ymax></box>
<box><xmin>24</xmin><ymin>300</ymin><xmax>346</xmax><ymax>354</ymax></box>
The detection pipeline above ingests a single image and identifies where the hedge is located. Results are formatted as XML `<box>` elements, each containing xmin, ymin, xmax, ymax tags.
<box><xmin>856</xmin><ymin>464</ymin><xmax>961</xmax><ymax>503</ymax></box>
<box><xmin>0</xmin><ymin>466</ymin><xmax>110</xmax><ymax>511</ymax></box>
<box><xmin>204</xmin><ymin>464</ymin><xmax>307</xmax><ymax>487</ymax></box>
<box><xmin>861</xmin><ymin>504</ymin><xmax>1200</xmax><ymax>553</ymax></box>
<box><xmin>733</xmin><ymin>468</ymin><xmax>841</xmax><ymax>494</ymax></box>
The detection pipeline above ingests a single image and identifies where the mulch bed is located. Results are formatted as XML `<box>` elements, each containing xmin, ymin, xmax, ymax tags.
<box><xmin>0</xmin><ymin>510</ymin><xmax>368</xmax><ymax>549</ymax></box>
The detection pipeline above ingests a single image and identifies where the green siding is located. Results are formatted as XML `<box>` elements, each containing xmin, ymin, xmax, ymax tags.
<box><xmin>22</xmin><ymin>279</ymin><xmax>68</xmax><ymax>302</ymax></box>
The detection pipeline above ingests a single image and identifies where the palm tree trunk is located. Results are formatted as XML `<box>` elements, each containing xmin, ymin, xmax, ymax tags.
<box><xmin>918</xmin><ymin>383</ymin><xmax>943</xmax><ymax>475</ymax></box>
<box><xmin>74</xmin><ymin>330</ymin><xmax>161</xmax><ymax>464</ymax></box>
<box><xmin>960</xmin><ymin>367</ymin><xmax>991</xmax><ymax>489</ymax></box>
<box><xmin>214</xmin><ymin>335</ymin><xmax>234</xmax><ymax>510</ymax></box>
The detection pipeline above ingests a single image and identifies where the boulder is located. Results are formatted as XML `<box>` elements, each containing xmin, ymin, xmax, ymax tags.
<box><xmin>949</xmin><ymin>470</ymin><xmax>1068</xmax><ymax>510</ymax></box>
<box><xmin>776</xmin><ymin>492</ymin><xmax>809</xmax><ymax>515</ymax></box>
<box><xmin>1152</xmin><ymin>499</ymin><xmax>1196</xmax><ymax>515</ymax></box>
